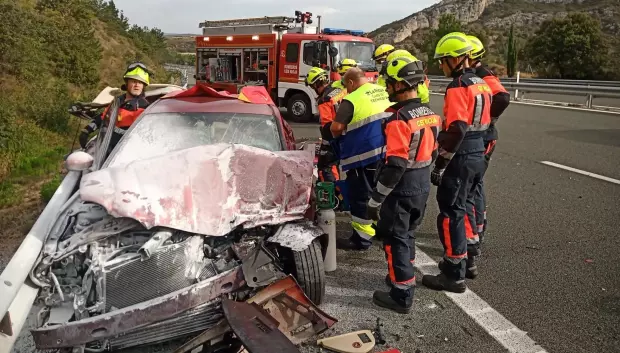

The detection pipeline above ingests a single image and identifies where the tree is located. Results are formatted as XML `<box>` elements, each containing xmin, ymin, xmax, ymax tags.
<box><xmin>506</xmin><ymin>24</ymin><xmax>518</xmax><ymax>77</ymax></box>
<box><xmin>525</xmin><ymin>12</ymin><xmax>610</xmax><ymax>79</ymax></box>
<box><xmin>423</xmin><ymin>14</ymin><xmax>463</xmax><ymax>74</ymax></box>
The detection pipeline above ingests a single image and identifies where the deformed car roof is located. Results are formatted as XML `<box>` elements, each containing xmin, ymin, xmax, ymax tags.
<box><xmin>147</xmin><ymin>84</ymin><xmax>278</xmax><ymax>115</ymax></box>
<box><xmin>147</xmin><ymin>96</ymin><xmax>278</xmax><ymax>115</ymax></box>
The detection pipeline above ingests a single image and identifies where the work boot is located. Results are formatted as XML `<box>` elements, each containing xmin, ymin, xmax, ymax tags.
<box><xmin>372</xmin><ymin>291</ymin><xmax>412</xmax><ymax>314</ymax></box>
<box><xmin>438</xmin><ymin>259</ymin><xmax>478</xmax><ymax>280</ymax></box>
<box><xmin>422</xmin><ymin>273</ymin><xmax>467</xmax><ymax>293</ymax></box>
<box><xmin>385</xmin><ymin>274</ymin><xmax>392</xmax><ymax>288</ymax></box>
<box><xmin>466</xmin><ymin>256</ymin><xmax>479</xmax><ymax>279</ymax></box>
<box><xmin>336</xmin><ymin>237</ymin><xmax>370</xmax><ymax>251</ymax></box>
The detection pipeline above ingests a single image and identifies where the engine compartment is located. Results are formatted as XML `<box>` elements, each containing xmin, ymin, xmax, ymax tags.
<box><xmin>29</xmin><ymin>198</ymin><xmax>298</xmax><ymax>350</ymax></box>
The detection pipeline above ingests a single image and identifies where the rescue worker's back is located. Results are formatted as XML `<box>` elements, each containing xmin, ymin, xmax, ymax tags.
<box><xmin>423</xmin><ymin>32</ymin><xmax>493</xmax><ymax>294</ymax></box>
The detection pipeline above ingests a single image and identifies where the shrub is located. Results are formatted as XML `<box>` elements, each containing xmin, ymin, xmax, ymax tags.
<box><xmin>40</xmin><ymin>175</ymin><xmax>63</xmax><ymax>203</ymax></box>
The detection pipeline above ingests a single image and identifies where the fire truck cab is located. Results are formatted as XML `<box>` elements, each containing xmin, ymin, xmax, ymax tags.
<box><xmin>195</xmin><ymin>14</ymin><xmax>378</xmax><ymax>122</ymax></box>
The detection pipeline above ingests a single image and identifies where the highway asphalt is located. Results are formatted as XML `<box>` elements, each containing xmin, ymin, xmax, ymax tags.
<box><xmin>289</xmin><ymin>98</ymin><xmax>620</xmax><ymax>353</ymax></box>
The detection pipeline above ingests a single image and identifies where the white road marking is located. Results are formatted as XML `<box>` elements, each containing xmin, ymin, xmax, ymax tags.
<box><xmin>415</xmin><ymin>250</ymin><xmax>549</xmax><ymax>353</ymax></box>
<box><xmin>540</xmin><ymin>161</ymin><xmax>620</xmax><ymax>185</ymax></box>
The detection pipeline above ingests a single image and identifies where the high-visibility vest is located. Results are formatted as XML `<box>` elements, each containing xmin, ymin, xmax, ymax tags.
<box><xmin>337</xmin><ymin>83</ymin><xmax>393</xmax><ymax>171</ymax></box>
<box><xmin>331</xmin><ymin>80</ymin><xmax>344</xmax><ymax>90</ymax></box>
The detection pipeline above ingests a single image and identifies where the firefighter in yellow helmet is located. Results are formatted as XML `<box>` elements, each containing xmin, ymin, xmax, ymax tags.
<box><xmin>372</xmin><ymin>44</ymin><xmax>395</xmax><ymax>87</ymax></box>
<box><xmin>369</xmin><ymin>54</ymin><xmax>440</xmax><ymax>313</ymax></box>
<box><xmin>466</xmin><ymin>34</ymin><xmax>510</xmax><ymax>246</ymax></box>
<box><xmin>331</xmin><ymin>58</ymin><xmax>357</xmax><ymax>89</ymax></box>
<box><xmin>79</xmin><ymin>62</ymin><xmax>152</xmax><ymax>153</ymax></box>
<box><xmin>377</xmin><ymin>49</ymin><xmax>431</xmax><ymax>104</ymax></box>
<box><xmin>422</xmin><ymin>32</ymin><xmax>492</xmax><ymax>294</ymax></box>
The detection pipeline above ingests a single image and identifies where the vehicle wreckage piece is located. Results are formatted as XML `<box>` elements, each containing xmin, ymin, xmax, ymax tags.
<box><xmin>79</xmin><ymin>143</ymin><xmax>315</xmax><ymax>237</ymax></box>
<box><xmin>30</xmin><ymin>267</ymin><xmax>245</xmax><ymax>349</ymax></box>
<box><xmin>222</xmin><ymin>296</ymin><xmax>301</xmax><ymax>353</ymax></box>
<box><xmin>316</xmin><ymin>330</ymin><xmax>376</xmax><ymax>353</ymax></box>
<box><xmin>174</xmin><ymin>276</ymin><xmax>337</xmax><ymax>353</ymax></box>
<box><xmin>246</xmin><ymin>275</ymin><xmax>337</xmax><ymax>344</ymax></box>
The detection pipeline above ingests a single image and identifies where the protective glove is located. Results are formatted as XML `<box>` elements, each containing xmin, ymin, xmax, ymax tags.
<box><xmin>430</xmin><ymin>167</ymin><xmax>445</xmax><ymax>186</ymax></box>
<box><xmin>367</xmin><ymin>199</ymin><xmax>381</xmax><ymax>222</ymax></box>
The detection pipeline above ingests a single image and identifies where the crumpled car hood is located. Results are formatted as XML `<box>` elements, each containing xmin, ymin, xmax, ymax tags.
<box><xmin>80</xmin><ymin>143</ymin><xmax>314</xmax><ymax>236</ymax></box>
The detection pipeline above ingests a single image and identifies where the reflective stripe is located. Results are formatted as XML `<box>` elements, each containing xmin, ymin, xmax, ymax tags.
<box><xmin>321</xmin><ymin>139</ymin><xmax>331</xmax><ymax>146</ymax></box>
<box><xmin>376</xmin><ymin>181</ymin><xmax>393</xmax><ymax>196</ymax></box>
<box><xmin>472</xmin><ymin>94</ymin><xmax>483</xmax><ymax>125</ymax></box>
<box><xmin>368</xmin><ymin>198</ymin><xmax>381</xmax><ymax>208</ymax></box>
<box><xmin>439</xmin><ymin>148</ymin><xmax>455</xmax><ymax>160</ymax></box>
<box><xmin>340</xmin><ymin>146</ymin><xmax>385</xmax><ymax>169</ymax></box>
<box><xmin>477</xmin><ymin>225</ymin><xmax>484</xmax><ymax>233</ymax></box>
<box><xmin>408</xmin><ymin>160</ymin><xmax>433</xmax><ymax>169</ymax></box>
<box><xmin>113</xmin><ymin>126</ymin><xmax>126</xmax><ymax>135</ymax></box>
<box><xmin>468</xmin><ymin>122</ymin><xmax>490</xmax><ymax>132</ymax></box>
<box><xmin>352</xmin><ymin>221</ymin><xmax>375</xmax><ymax>239</ymax></box>
<box><xmin>347</xmin><ymin>112</ymin><xmax>391</xmax><ymax>131</ymax></box>
<box><xmin>352</xmin><ymin>215</ymin><xmax>373</xmax><ymax>225</ymax></box>
<box><xmin>467</xmin><ymin>235</ymin><xmax>480</xmax><ymax>244</ymax></box>
<box><xmin>443</xmin><ymin>254</ymin><xmax>467</xmax><ymax>264</ymax></box>
<box><xmin>391</xmin><ymin>278</ymin><xmax>415</xmax><ymax>290</ymax></box>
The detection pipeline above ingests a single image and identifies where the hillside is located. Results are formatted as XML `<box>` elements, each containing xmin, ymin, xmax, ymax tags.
<box><xmin>369</xmin><ymin>0</ymin><xmax>620</xmax><ymax>76</ymax></box>
<box><xmin>0</xmin><ymin>0</ymin><xmax>181</xmax><ymax>263</ymax></box>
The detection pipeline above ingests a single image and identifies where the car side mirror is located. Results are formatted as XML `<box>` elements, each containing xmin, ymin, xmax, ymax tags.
<box><xmin>65</xmin><ymin>151</ymin><xmax>94</xmax><ymax>172</ymax></box>
<box><xmin>328</xmin><ymin>47</ymin><xmax>338</xmax><ymax>57</ymax></box>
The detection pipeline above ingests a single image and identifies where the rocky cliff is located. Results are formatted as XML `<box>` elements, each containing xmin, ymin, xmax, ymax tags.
<box><xmin>370</xmin><ymin>0</ymin><xmax>619</xmax><ymax>45</ymax></box>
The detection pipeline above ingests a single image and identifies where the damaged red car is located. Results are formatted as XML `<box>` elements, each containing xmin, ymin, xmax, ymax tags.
<box><xmin>28</xmin><ymin>85</ymin><xmax>335</xmax><ymax>352</ymax></box>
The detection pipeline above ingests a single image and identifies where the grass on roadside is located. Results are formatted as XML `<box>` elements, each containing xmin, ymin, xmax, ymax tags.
<box><xmin>0</xmin><ymin>118</ymin><xmax>74</xmax><ymax>208</ymax></box>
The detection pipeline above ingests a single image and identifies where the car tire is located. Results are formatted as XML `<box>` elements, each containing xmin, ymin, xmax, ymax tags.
<box><xmin>287</xmin><ymin>93</ymin><xmax>313</xmax><ymax>123</ymax></box>
<box><xmin>280</xmin><ymin>239</ymin><xmax>326</xmax><ymax>304</ymax></box>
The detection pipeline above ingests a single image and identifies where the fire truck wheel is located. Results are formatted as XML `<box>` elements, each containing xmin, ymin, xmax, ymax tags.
<box><xmin>287</xmin><ymin>93</ymin><xmax>313</xmax><ymax>123</ymax></box>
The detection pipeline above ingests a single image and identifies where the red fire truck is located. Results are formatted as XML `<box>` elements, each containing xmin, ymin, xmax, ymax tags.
<box><xmin>194</xmin><ymin>12</ymin><xmax>379</xmax><ymax>122</ymax></box>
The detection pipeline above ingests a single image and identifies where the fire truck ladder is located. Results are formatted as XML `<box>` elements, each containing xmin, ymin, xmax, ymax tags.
<box><xmin>199</xmin><ymin>16</ymin><xmax>295</xmax><ymax>29</ymax></box>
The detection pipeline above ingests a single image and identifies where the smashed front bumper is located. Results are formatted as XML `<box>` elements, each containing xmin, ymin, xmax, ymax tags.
<box><xmin>31</xmin><ymin>271</ymin><xmax>336</xmax><ymax>351</ymax></box>
<box><xmin>30</xmin><ymin>268</ymin><xmax>246</xmax><ymax>349</ymax></box>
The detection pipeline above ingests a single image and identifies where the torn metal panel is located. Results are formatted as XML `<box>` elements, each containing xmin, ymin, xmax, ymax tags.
<box><xmin>267</xmin><ymin>221</ymin><xmax>325</xmax><ymax>252</ymax></box>
<box><xmin>241</xmin><ymin>244</ymin><xmax>285</xmax><ymax>288</ymax></box>
<box><xmin>30</xmin><ymin>267</ymin><xmax>245</xmax><ymax>349</ymax></box>
<box><xmin>247</xmin><ymin>276</ymin><xmax>337</xmax><ymax>345</ymax></box>
<box><xmin>222</xmin><ymin>297</ymin><xmax>301</xmax><ymax>353</ymax></box>
<box><xmin>80</xmin><ymin>143</ymin><xmax>314</xmax><ymax>237</ymax></box>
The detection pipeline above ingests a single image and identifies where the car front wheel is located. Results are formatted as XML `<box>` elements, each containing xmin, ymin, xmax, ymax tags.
<box><xmin>279</xmin><ymin>239</ymin><xmax>326</xmax><ymax>304</ymax></box>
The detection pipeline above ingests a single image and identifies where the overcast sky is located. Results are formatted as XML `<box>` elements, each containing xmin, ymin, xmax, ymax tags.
<box><xmin>113</xmin><ymin>0</ymin><xmax>440</xmax><ymax>34</ymax></box>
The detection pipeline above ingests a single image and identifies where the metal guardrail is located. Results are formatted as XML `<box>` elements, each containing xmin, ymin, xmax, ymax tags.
<box><xmin>427</xmin><ymin>75</ymin><xmax>620</xmax><ymax>87</ymax></box>
<box><xmin>0</xmin><ymin>171</ymin><xmax>81</xmax><ymax>352</ymax></box>
<box><xmin>429</xmin><ymin>78</ymin><xmax>620</xmax><ymax>109</ymax></box>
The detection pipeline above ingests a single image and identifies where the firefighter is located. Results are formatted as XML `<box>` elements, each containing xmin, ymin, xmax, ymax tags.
<box><xmin>331</xmin><ymin>58</ymin><xmax>358</xmax><ymax>89</ymax></box>
<box><xmin>330</xmin><ymin>67</ymin><xmax>393</xmax><ymax>250</ymax></box>
<box><xmin>467</xmin><ymin>35</ymin><xmax>511</xmax><ymax>244</ymax></box>
<box><xmin>79</xmin><ymin>62</ymin><xmax>152</xmax><ymax>152</ymax></box>
<box><xmin>305</xmin><ymin>67</ymin><xmax>346</xmax><ymax>183</ymax></box>
<box><xmin>372</xmin><ymin>44</ymin><xmax>395</xmax><ymax>88</ymax></box>
<box><xmin>369</xmin><ymin>53</ymin><xmax>441</xmax><ymax>313</ymax></box>
<box><xmin>376</xmin><ymin>49</ymin><xmax>431</xmax><ymax>105</ymax></box>
<box><xmin>421</xmin><ymin>32</ymin><xmax>492</xmax><ymax>293</ymax></box>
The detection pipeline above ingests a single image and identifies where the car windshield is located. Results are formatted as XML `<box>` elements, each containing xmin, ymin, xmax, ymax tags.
<box><xmin>332</xmin><ymin>41</ymin><xmax>375</xmax><ymax>71</ymax></box>
<box><xmin>106</xmin><ymin>112</ymin><xmax>282</xmax><ymax>167</ymax></box>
